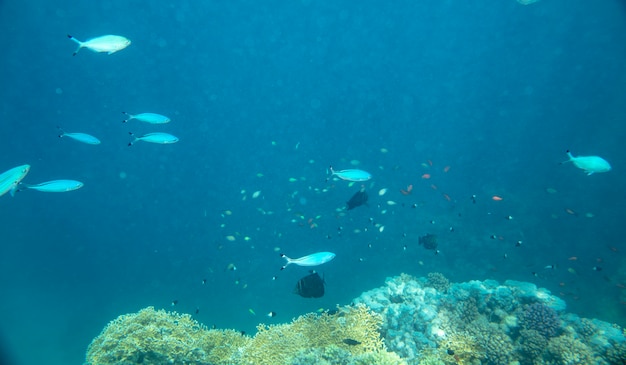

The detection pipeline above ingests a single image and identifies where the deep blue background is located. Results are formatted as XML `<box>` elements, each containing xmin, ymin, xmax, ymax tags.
<box><xmin>1</xmin><ymin>1</ymin><xmax>625</xmax><ymax>364</ymax></box>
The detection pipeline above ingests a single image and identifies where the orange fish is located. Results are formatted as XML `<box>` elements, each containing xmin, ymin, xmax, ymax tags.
<box><xmin>443</xmin><ymin>166</ymin><xmax>450</xmax><ymax>173</ymax></box>
<box><xmin>492</xmin><ymin>195</ymin><xmax>503</xmax><ymax>201</ymax></box>
<box><xmin>400</xmin><ymin>184</ymin><xmax>413</xmax><ymax>196</ymax></box>
<box><xmin>567</xmin><ymin>256</ymin><xmax>578</xmax><ymax>261</ymax></box>
<box><xmin>421</xmin><ymin>173</ymin><xmax>431</xmax><ymax>179</ymax></box>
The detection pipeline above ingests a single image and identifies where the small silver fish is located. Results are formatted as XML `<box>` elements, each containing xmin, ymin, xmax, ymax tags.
<box><xmin>0</xmin><ymin>164</ymin><xmax>30</xmax><ymax>197</ymax></box>
<box><xmin>20</xmin><ymin>180</ymin><xmax>84</xmax><ymax>193</ymax></box>
<box><xmin>128</xmin><ymin>132</ymin><xmax>179</xmax><ymax>146</ymax></box>
<box><xmin>280</xmin><ymin>251</ymin><xmax>336</xmax><ymax>270</ymax></box>
<box><xmin>67</xmin><ymin>34</ymin><xmax>131</xmax><ymax>56</ymax></box>
<box><xmin>122</xmin><ymin>112</ymin><xmax>171</xmax><ymax>124</ymax></box>
<box><xmin>58</xmin><ymin>127</ymin><xmax>101</xmax><ymax>145</ymax></box>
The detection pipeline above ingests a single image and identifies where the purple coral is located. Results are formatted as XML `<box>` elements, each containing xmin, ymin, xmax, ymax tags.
<box><xmin>520</xmin><ymin>303</ymin><xmax>561</xmax><ymax>338</ymax></box>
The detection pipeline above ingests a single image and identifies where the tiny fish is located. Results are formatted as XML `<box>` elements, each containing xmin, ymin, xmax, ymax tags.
<box><xmin>122</xmin><ymin>112</ymin><xmax>171</xmax><ymax>124</ymax></box>
<box><xmin>128</xmin><ymin>132</ymin><xmax>179</xmax><ymax>146</ymax></box>
<box><xmin>58</xmin><ymin>127</ymin><xmax>100</xmax><ymax>145</ymax></box>
<box><xmin>563</xmin><ymin>150</ymin><xmax>611</xmax><ymax>175</ymax></box>
<box><xmin>328</xmin><ymin>166</ymin><xmax>371</xmax><ymax>182</ymax></box>
<box><xmin>0</xmin><ymin>164</ymin><xmax>30</xmax><ymax>197</ymax></box>
<box><xmin>20</xmin><ymin>180</ymin><xmax>84</xmax><ymax>193</ymax></box>
<box><xmin>280</xmin><ymin>251</ymin><xmax>336</xmax><ymax>270</ymax></box>
<box><xmin>67</xmin><ymin>34</ymin><xmax>130</xmax><ymax>56</ymax></box>
<box><xmin>342</xmin><ymin>339</ymin><xmax>361</xmax><ymax>346</ymax></box>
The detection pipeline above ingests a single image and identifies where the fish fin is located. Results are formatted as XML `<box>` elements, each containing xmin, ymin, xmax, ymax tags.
<box><xmin>67</xmin><ymin>35</ymin><xmax>83</xmax><ymax>56</ymax></box>
<box><xmin>280</xmin><ymin>253</ymin><xmax>291</xmax><ymax>270</ymax></box>
<box><xmin>9</xmin><ymin>183</ymin><xmax>25</xmax><ymax>197</ymax></box>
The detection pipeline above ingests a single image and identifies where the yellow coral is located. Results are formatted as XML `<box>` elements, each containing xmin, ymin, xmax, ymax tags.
<box><xmin>86</xmin><ymin>304</ymin><xmax>402</xmax><ymax>365</ymax></box>
<box><xmin>240</xmin><ymin>304</ymin><xmax>389</xmax><ymax>364</ymax></box>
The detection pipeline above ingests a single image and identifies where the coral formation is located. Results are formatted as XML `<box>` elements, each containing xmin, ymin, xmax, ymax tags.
<box><xmin>518</xmin><ymin>328</ymin><xmax>548</xmax><ymax>359</ymax></box>
<box><xmin>547</xmin><ymin>335</ymin><xmax>595</xmax><ymax>364</ymax></box>
<box><xmin>425</xmin><ymin>272</ymin><xmax>450</xmax><ymax>293</ymax></box>
<box><xmin>86</xmin><ymin>275</ymin><xmax>626</xmax><ymax>365</ymax></box>
<box><xmin>353</xmin><ymin>274</ymin><xmax>626</xmax><ymax>365</ymax></box>
<box><xmin>85</xmin><ymin>304</ymin><xmax>404</xmax><ymax>365</ymax></box>
<box><xmin>520</xmin><ymin>302</ymin><xmax>562</xmax><ymax>338</ymax></box>
<box><xmin>85</xmin><ymin>307</ymin><xmax>250</xmax><ymax>365</ymax></box>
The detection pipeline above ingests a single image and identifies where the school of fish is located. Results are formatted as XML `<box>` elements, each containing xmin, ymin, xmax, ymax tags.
<box><xmin>1</xmin><ymin>33</ymin><xmax>617</xmax><ymax>323</ymax></box>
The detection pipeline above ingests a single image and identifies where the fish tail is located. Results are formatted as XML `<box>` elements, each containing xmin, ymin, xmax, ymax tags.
<box><xmin>122</xmin><ymin>111</ymin><xmax>132</xmax><ymax>123</ymax></box>
<box><xmin>559</xmin><ymin>150</ymin><xmax>574</xmax><ymax>165</ymax></box>
<box><xmin>67</xmin><ymin>35</ymin><xmax>83</xmax><ymax>56</ymax></box>
<box><xmin>128</xmin><ymin>132</ymin><xmax>137</xmax><ymax>146</ymax></box>
<box><xmin>280</xmin><ymin>253</ymin><xmax>291</xmax><ymax>270</ymax></box>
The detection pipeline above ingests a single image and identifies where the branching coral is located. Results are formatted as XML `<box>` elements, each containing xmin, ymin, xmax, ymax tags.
<box><xmin>467</xmin><ymin>319</ymin><xmax>514</xmax><ymax>364</ymax></box>
<box><xmin>86</xmin><ymin>304</ymin><xmax>402</xmax><ymax>365</ymax></box>
<box><xmin>85</xmin><ymin>306</ymin><xmax>249</xmax><ymax>365</ymax></box>
<box><xmin>240</xmin><ymin>304</ymin><xmax>393</xmax><ymax>364</ymax></box>
<box><xmin>426</xmin><ymin>272</ymin><xmax>450</xmax><ymax>293</ymax></box>
<box><xmin>605</xmin><ymin>341</ymin><xmax>626</xmax><ymax>364</ymax></box>
<box><xmin>547</xmin><ymin>335</ymin><xmax>595</xmax><ymax>364</ymax></box>
<box><xmin>518</xmin><ymin>329</ymin><xmax>547</xmax><ymax>359</ymax></box>
<box><xmin>520</xmin><ymin>302</ymin><xmax>562</xmax><ymax>338</ymax></box>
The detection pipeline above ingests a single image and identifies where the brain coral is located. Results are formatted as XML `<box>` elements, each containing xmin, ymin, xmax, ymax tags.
<box><xmin>520</xmin><ymin>302</ymin><xmax>562</xmax><ymax>338</ymax></box>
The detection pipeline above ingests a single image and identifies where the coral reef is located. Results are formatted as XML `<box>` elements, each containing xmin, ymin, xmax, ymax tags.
<box><xmin>85</xmin><ymin>304</ymin><xmax>404</xmax><ymax>365</ymax></box>
<box><xmin>425</xmin><ymin>272</ymin><xmax>450</xmax><ymax>293</ymax></box>
<box><xmin>519</xmin><ymin>302</ymin><xmax>562</xmax><ymax>338</ymax></box>
<box><xmin>86</xmin><ymin>275</ymin><xmax>626</xmax><ymax>365</ymax></box>
<box><xmin>353</xmin><ymin>274</ymin><xmax>626</xmax><ymax>365</ymax></box>
<box><xmin>85</xmin><ymin>307</ymin><xmax>250</xmax><ymax>365</ymax></box>
<box><xmin>547</xmin><ymin>335</ymin><xmax>595</xmax><ymax>364</ymax></box>
<box><xmin>518</xmin><ymin>328</ymin><xmax>548</xmax><ymax>359</ymax></box>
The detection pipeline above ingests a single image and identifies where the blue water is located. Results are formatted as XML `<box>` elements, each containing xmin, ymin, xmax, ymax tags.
<box><xmin>1</xmin><ymin>1</ymin><xmax>625</xmax><ymax>364</ymax></box>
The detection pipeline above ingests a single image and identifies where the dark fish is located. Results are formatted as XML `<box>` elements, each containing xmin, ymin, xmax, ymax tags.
<box><xmin>342</xmin><ymin>338</ymin><xmax>361</xmax><ymax>346</ymax></box>
<box><xmin>346</xmin><ymin>187</ymin><xmax>368</xmax><ymax>210</ymax></box>
<box><xmin>294</xmin><ymin>272</ymin><xmax>325</xmax><ymax>298</ymax></box>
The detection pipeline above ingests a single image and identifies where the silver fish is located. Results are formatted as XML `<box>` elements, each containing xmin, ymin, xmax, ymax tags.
<box><xmin>0</xmin><ymin>164</ymin><xmax>30</xmax><ymax>197</ymax></box>
<box><xmin>58</xmin><ymin>127</ymin><xmax>101</xmax><ymax>145</ymax></box>
<box><xmin>280</xmin><ymin>251</ymin><xmax>336</xmax><ymax>270</ymax></box>
<box><xmin>67</xmin><ymin>34</ymin><xmax>131</xmax><ymax>56</ymax></box>
<box><xmin>563</xmin><ymin>150</ymin><xmax>611</xmax><ymax>175</ymax></box>
<box><xmin>329</xmin><ymin>166</ymin><xmax>372</xmax><ymax>182</ymax></box>
<box><xmin>122</xmin><ymin>112</ymin><xmax>171</xmax><ymax>124</ymax></box>
<box><xmin>128</xmin><ymin>132</ymin><xmax>179</xmax><ymax>146</ymax></box>
<box><xmin>20</xmin><ymin>180</ymin><xmax>84</xmax><ymax>193</ymax></box>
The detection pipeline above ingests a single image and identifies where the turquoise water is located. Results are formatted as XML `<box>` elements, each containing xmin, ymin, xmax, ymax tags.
<box><xmin>0</xmin><ymin>1</ymin><xmax>625</xmax><ymax>364</ymax></box>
